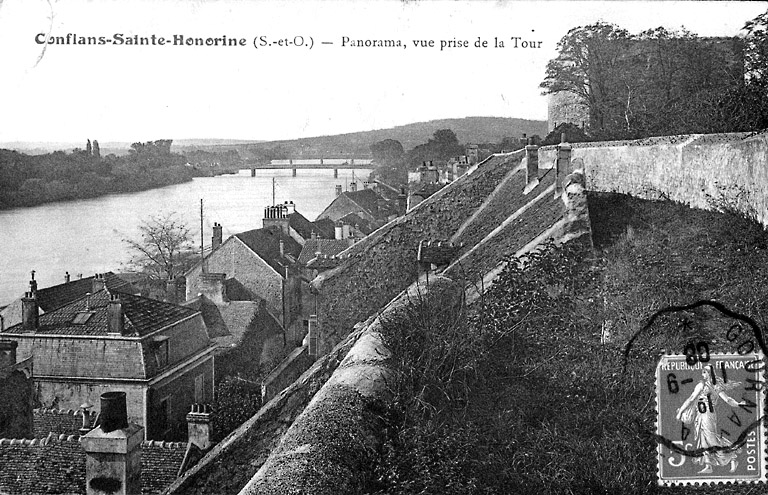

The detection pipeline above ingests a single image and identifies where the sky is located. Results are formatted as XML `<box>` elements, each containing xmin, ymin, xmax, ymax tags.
<box><xmin>0</xmin><ymin>0</ymin><xmax>765</xmax><ymax>144</ymax></box>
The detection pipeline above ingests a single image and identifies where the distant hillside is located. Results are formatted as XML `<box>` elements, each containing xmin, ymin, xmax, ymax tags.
<box><xmin>187</xmin><ymin>117</ymin><xmax>548</xmax><ymax>158</ymax></box>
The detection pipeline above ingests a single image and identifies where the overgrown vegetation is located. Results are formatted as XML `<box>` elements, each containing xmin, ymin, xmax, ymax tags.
<box><xmin>0</xmin><ymin>139</ymin><xmax>202</xmax><ymax>209</ymax></box>
<box><xmin>368</xmin><ymin>193</ymin><xmax>768</xmax><ymax>494</ymax></box>
<box><xmin>541</xmin><ymin>10</ymin><xmax>768</xmax><ymax>139</ymax></box>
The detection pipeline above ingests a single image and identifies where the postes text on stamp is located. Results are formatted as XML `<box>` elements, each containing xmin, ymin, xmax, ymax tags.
<box><xmin>656</xmin><ymin>352</ymin><xmax>766</xmax><ymax>486</ymax></box>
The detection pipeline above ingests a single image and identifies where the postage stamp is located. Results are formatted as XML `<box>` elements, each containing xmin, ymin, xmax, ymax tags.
<box><xmin>656</xmin><ymin>352</ymin><xmax>766</xmax><ymax>485</ymax></box>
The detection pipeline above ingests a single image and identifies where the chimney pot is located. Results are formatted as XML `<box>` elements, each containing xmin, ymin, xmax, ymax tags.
<box><xmin>187</xmin><ymin>402</ymin><xmax>213</xmax><ymax>450</ymax></box>
<box><xmin>98</xmin><ymin>391</ymin><xmax>129</xmax><ymax>433</ymax></box>
<box><xmin>81</xmin><ymin>391</ymin><xmax>143</xmax><ymax>495</ymax></box>
<box><xmin>21</xmin><ymin>291</ymin><xmax>38</xmax><ymax>331</ymax></box>
<box><xmin>65</xmin><ymin>271</ymin><xmax>71</xmax><ymax>284</ymax></box>
<box><xmin>108</xmin><ymin>293</ymin><xmax>125</xmax><ymax>335</ymax></box>
<box><xmin>212</xmin><ymin>223</ymin><xmax>223</xmax><ymax>251</ymax></box>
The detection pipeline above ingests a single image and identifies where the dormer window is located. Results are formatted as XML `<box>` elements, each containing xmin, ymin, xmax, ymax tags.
<box><xmin>153</xmin><ymin>335</ymin><xmax>170</xmax><ymax>369</ymax></box>
<box><xmin>71</xmin><ymin>311</ymin><xmax>94</xmax><ymax>325</ymax></box>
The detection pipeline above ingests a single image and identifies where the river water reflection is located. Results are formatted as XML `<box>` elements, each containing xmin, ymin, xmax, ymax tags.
<box><xmin>0</xmin><ymin>168</ymin><xmax>370</xmax><ymax>306</ymax></box>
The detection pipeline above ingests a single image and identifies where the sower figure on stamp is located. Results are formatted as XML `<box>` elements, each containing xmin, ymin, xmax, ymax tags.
<box><xmin>675</xmin><ymin>364</ymin><xmax>748</xmax><ymax>474</ymax></box>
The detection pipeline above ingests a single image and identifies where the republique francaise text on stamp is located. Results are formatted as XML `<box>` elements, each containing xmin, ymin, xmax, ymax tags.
<box><xmin>656</xmin><ymin>352</ymin><xmax>766</xmax><ymax>486</ymax></box>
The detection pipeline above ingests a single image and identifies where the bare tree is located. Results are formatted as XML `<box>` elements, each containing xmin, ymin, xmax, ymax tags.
<box><xmin>124</xmin><ymin>213</ymin><xmax>197</xmax><ymax>282</ymax></box>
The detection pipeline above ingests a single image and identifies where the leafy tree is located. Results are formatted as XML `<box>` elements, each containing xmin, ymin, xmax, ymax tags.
<box><xmin>542</xmin><ymin>21</ymin><xmax>753</xmax><ymax>138</ymax></box>
<box><xmin>92</xmin><ymin>140</ymin><xmax>101</xmax><ymax>160</ymax></box>
<box><xmin>86</xmin><ymin>139</ymin><xmax>92</xmax><ymax>156</ymax></box>
<box><xmin>370</xmin><ymin>139</ymin><xmax>407</xmax><ymax>186</ymax></box>
<box><xmin>541</xmin><ymin>22</ymin><xmax>631</xmax><ymax>136</ymax></box>
<box><xmin>123</xmin><ymin>212</ymin><xmax>198</xmax><ymax>282</ymax></box>
<box><xmin>406</xmin><ymin>129</ymin><xmax>464</xmax><ymax>170</ymax></box>
<box><xmin>371</xmin><ymin>139</ymin><xmax>404</xmax><ymax>163</ymax></box>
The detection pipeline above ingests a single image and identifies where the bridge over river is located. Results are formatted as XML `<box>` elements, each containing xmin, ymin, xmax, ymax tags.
<box><xmin>250</xmin><ymin>158</ymin><xmax>374</xmax><ymax>177</ymax></box>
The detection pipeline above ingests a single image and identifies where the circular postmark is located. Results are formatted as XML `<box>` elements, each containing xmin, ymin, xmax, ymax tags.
<box><xmin>623</xmin><ymin>300</ymin><xmax>767</xmax><ymax>486</ymax></box>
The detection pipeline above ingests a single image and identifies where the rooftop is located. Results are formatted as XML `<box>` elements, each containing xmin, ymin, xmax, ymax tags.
<box><xmin>2</xmin><ymin>289</ymin><xmax>198</xmax><ymax>337</ymax></box>
<box><xmin>34</xmin><ymin>272</ymin><xmax>136</xmax><ymax>313</ymax></box>
<box><xmin>297</xmin><ymin>239</ymin><xmax>351</xmax><ymax>265</ymax></box>
<box><xmin>234</xmin><ymin>227</ymin><xmax>302</xmax><ymax>275</ymax></box>
<box><xmin>0</xmin><ymin>434</ymin><xmax>187</xmax><ymax>495</ymax></box>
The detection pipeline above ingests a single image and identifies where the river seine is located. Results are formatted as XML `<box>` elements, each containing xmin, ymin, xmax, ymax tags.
<box><xmin>0</xmin><ymin>168</ymin><xmax>370</xmax><ymax>306</ymax></box>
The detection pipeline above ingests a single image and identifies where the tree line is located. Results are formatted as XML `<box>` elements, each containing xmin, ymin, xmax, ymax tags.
<box><xmin>540</xmin><ymin>10</ymin><xmax>768</xmax><ymax>141</ymax></box>
<box><xmin>368</xmin><ymin>129</ymin><xmax>539</xmax><ymax>187</ymax></box>
<box><xmin>0</xmin><ymin>139</ymin><xmax>204</xmax><ymax>209</ymax></box>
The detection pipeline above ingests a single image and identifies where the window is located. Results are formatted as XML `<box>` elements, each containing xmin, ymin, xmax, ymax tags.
<box><xmin>194</xmin><ymin>374</ymin><xmax>204</xmax><ymax>403</ymax></box>
<box><xmin>71</xmin><ymin>311</ymin><xmax>94</xmax><ymax>324</ymax></box>
<box><xmin>157</xmin><ymin>397</ymin><xmax>171</xmax><ymax>435</ymax></box>
<box><xmin>153</xmin><ymin>336</ymin><xmax>169</xmax><ymax>369</ymax></box>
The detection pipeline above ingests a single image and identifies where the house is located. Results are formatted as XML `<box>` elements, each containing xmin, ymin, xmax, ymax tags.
<box><xmin>0</xmin><ymin>271</ymin><xmax>138</xmax><ymax>330</ymax></box>
<box><xmin>0</xmin><ymin>282</ymin><xmax>216</xmax><ymax>441</ymax></box>
<box><xmin>316</xmin><ymin>187</ymin><xmax>399</xmax><ymax>228</ymax></box>
<box><xmin>185</xmin><ymin>223</ymin><xmax>304</xmax><ymax>345</ymax></box>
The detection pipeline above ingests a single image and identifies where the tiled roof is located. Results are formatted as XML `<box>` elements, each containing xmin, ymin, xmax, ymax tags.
<box><xmin>35</xmin><ymin>272</ymin><xmax>137</xmax><ymax>313</ymax></box>
<box><xmin>3</xmin><ymin>290</ymin><xmax>199</xmax><ymax>337</ymax></box>
<box><xmin>0</xmin><ymin>435</ymin><xmax>187</xmax><ymax>495</ymax></box>
<box><xmin>338</xmin><ymin>213</ymin><xmax>374</xmax><ymax>235</ymax></box>
<box><xmin>33</xmin><ymin>408</ymin><xmax>98</xmax><ymax>438</ymax></box>
<box><xmin>234</xmin><ymin>227</ymin><xmax>302</xmax><ymax>275</ymax></box>
<box><xmin>312</xmin><ymin>218</ymin><xmax>336</xmax><ymax>239</ymax></box>
<box><xmin>306</xmin><ymin>255</ymin><xmax>344</xmax><ymax>270</ymax></box>
<box><xmin>287</xmin><ymin>211</ymin><xmax>315</xmax><ymax>240</ymax></box>
<box><xmin>298</xmin><ymin>239</ymin><xmax>351</xmax><ymax>265</ymax></box>
<box><xmin>342</xmin><ymin>189</ymin><xmax>387</xmax><ymax>219</ymax></box>
<box><xmin>412</xmin><ymin>182</ymin><xmax>444</xmax><ymax>198</ymax></box>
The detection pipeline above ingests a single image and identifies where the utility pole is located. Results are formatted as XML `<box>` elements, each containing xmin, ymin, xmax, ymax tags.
<box><xmin>200</xmin><ymin>199</ymin><xmax>205</xmax><ymax>273</ymax></box>
<box><xmin>272</xmin><ymin>177</ymin><xmax>276</xmax><ymax>206</ymax></box>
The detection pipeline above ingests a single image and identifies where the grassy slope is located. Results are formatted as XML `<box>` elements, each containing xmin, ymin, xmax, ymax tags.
<box><xmin>371</xmin><ymin>193</ymin><xmax>768</xmax><ymax>494</ymax></box>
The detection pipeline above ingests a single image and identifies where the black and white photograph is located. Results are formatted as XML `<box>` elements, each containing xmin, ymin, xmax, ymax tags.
<box><xmin>1</xmin><ymin>1</ymin><xmax>768</xmax><ymax>493</ymax></box>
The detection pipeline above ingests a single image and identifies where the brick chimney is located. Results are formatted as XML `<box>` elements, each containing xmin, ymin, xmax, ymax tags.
<box><xmin>21</xmin><ymin>291</ymin><xmax>38</xmax><ymax>331</ymax></box>
<box><xmin>0</xmin><ymin>340</ymin><xmax>17</xmax><ymax>369</ymax></box>
<box><xmin>335</xmin><ymin>185</ymin><xmax>342</xmax><ymax>197</ymax></box>
<box><xmin>524</xmin><ymin>139</ymin><xmax>540</xmax><ymax>194</ymax></box>
<box><xmin>212</xmin><ymin>223</ymin><xmax>223</xmax><ymax>251</ymax></box>
<box><xmin>397</xmin><ymin>186</ymin><xmax>407</xmax><ymax>216</ymax></box>
<box><xmin>334</xmin><ymin>222</ymin><xmax>343</xmax><ymax>240</ymax></box>
<box><xmin>556</xmin><ymin>133</ymin><xmax>571</xmax><ymax>197</ymax></box>
<box><xmin>92</xmin><ymin>273</ymin><xmax>106</xmax><ymax>293</ymax></box>
<box><xmin>165</xmin><ymin>279</ymin><xmax>177</xmax><ymax>304</ymax></box>
<box><xmin>200</xmin><ymin>273</ymin><xmax>227</xmax><ymax>305</ymax></box>
<box><xmin>81</xmin><ymin>391</ymin><xmax>143</xmax><ymax>495</ymax></box>
<box><xmin>187</xmin><ymin>404</ymin><xmax>213</xmax><ymax>450</ymax></box>
<box><xmin>284</xmin><ymin>201</ymin><xmax>296</xmax><ymax>215</ymax></box>
<box><xmin>307</xmin><ymin>314</ymin><xmax>318</xmax><ymax>357</ymax></box>
<box><xmin>350</xmin><ymin>181</ymin><xmax>358</xmax><ymax>192</ymax></box>
<box><xmin>28</xmin><ymin>271</ymin><xmax>38</xmax><ymax>294</ymax></box>
<box><xmin>342</xmin><ymin>223</ymin><xmax>350</xmax><ymax>239</ymax></box>
<box><xmin>279</xmin><ymin>239</ymin><xmax>285</xmax><ymax>257</ymax></box>
<box><xmin>263</xmin><ymin>205</ymin><xmax>290</xmax><ymax>235</ymax></box>
<box><xmin>64</xmin><ymin>271</ymin><xmax>71</xmax><ymax>284</ymax></box>
<box><xmin>107</xmin><ymin>293</ymin><xmax>125</xmax><ymax>335</ymax></box>
<box><xmin>466</xmin><ymin>144</ymin><xmax>479</xmax><ymax>165</ymax></box>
